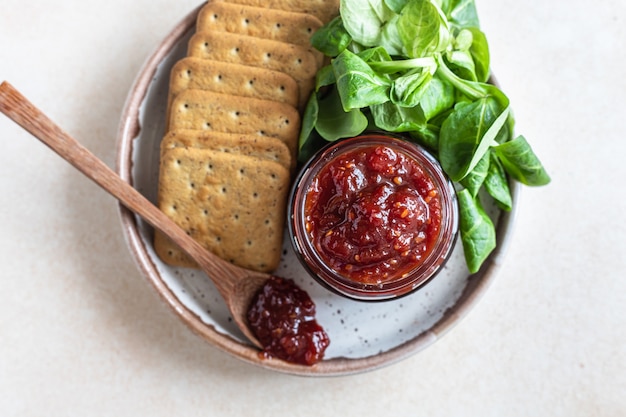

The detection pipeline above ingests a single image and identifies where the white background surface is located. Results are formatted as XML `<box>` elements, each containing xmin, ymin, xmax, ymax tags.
<box><xmin>1</xmin><ymin>0</ymin><xmax>625</xmax><ymax>415</ymax></box>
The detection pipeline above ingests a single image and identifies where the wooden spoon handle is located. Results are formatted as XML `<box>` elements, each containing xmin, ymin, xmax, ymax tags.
<box><xmin>0</xmin><ymin>81</ymin><xmax>234</xmax><ymax>283</ymax></box>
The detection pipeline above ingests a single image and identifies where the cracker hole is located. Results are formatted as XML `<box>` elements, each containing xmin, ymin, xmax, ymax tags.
<box><xmin>264</xmin><ymin>219</ymin><xmax>270</xmax><ymax>225</ymax></box>
<box><xmin>279</xmin><ymin>85</ymin><xmax>285</xmax><ymax>91</ymax></box>
<box><xmin>248</xmin><ymin>80</ymin><xmax>254</xmax><ymax>86</ymax></box>
<box><xmin>205</xmin><ymin>122</ymin><xmax>212</xmax><ymax>129</ymax></box>
<box><xmin>186</xmin><ymin>69</ymin><xmax>192</xmax><ymax>76</ymax></box>
<box><xmin>297</xmin><ymin>58</ymin><xmax>303</xmax><ymax>64</ymax></box>
<box><xmin>216</xmin><ymin>236</ymin><xmax>222</xmax><ymax>242</ymax></box>
<box><xmin>213</xmin><ymin>13</ymin><xmax>218</xmax><ymax>19</ymax></box>
<box><xmin>190</xmin><ymin>182</ymin><xmax>195</xmax><ymax>188</ymax></box>
<box><xmin>203</xmin><ymin>209</ymin><xmax>209</xmax><ymax>216</ymax></box>
<box><xmin>247</xmin><ymin>240</ymin><xmax>253</xmax><ymax>246</ymax></box>
<box><xmin>266</xmin><ymin>53</ymin><xmax>271</xmax><ymax>59</ymax></box>
<box><xmin>222</xmin><ymin>186</ymin><xmax>227</xmax><ymax>193</ymax></box>
<box><xmin>253</xmin><ymin>192</ymin><xmax>259</xmax><ymax>198</ymax></box>
<box><xmin>234</xmin><ymin>214</ymin><xmax>240</xmax><ymax>220</ymax></box>
<box><xmin>259</xmin><ymin>130</ymin><xmax>266</xmax><ymax>136</ymax></box>
<box><xmin>307</xmin><ymin>27</ymin><xmax>312</xmax><ymax>33</ymax></box>
<box><xmin>276</xmin><ymin>23</ymin><xmax>281</xmax><ymax>28</ymax></box>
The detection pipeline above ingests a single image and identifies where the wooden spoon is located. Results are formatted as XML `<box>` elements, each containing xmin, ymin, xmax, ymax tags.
<box><xmin>0</xmin><ymin>81</ymin><xmax>266</xmax><ymax>348</ymax></box>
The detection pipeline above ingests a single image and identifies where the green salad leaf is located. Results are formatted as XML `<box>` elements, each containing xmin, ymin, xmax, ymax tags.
<box><xmin>467</xmin><ymin>27</ymin><xmax>490</xmax><ymax>82</ymax></box>
<box><xmin>371</xmin><ymin>101</ymin><xmax>426</xmax><ymax>132</ymax></box>
<box><xmin>418</xmin><ymin>76</ymin><xmax>455</xmax><ymax>120</ymax></box>
<box><xmin>460</xmin><ymin>152</ymin><xmax>489</xmax><ymax>197</ymax></box>
<box><xmin>310</xmin><ymin>16</ymin><xmax>352</xmax><ymax>57</ymax></box>
<box><xmin>299</xmin><ymin>0</ymin><xmax>550</xmax><ymax>273</ymax></box>
<box><xmin>314</xmin><ymin>87</ymin><xmax>369</xmax><ymax>142</ymax></box>
<box><xmin>439</xmin><ymin>96</ymin><xmax>510</xmax><ymax>182</ymax></box>
<box><xmin>333</xmin><ymin>50</ymin><xmax>391</xmax><ymax>110</ymax></box>
<box><xmin>484</xmin><ymin>153</ymin><xmax>513</xmax><ymax>211</ymax></box>
<box><xmin>439</xmin><ymin>0</ymin><xmax>480</xmax><ymax>29</ymax></box>
<box><xmin>390</xmin><ymin>70</ymin><xmax>433</xmax><ymax>107</ymax></box>
<box><xmin>397</xmin><ymin>0</ymin><xmax>451</xmax><ymax>58</ymax></box>
<box><xmin>495</xmin><ymin>135</ymin><xmax>551</xmax><ymax>186</ymax></box>
<box><xmin>385</xmin><ymin>0</ymin><xmax>411</xmax><ymax>13</ymax></box>
<box><xmin>340</xmin><ymin>0</ymin><xmax>398</xmax><ymax>50</ymax></box>
<box><xmin>457</xmin><ymin>188</ymin><xmax>495</xmax><ymax>273</ymax></box>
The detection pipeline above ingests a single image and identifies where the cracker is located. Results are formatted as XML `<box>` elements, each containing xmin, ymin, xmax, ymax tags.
<box><xmin>187</xmin><ymin>31</ymin><xmax>318</xmax><ymax>80</ymax></box>
<box><xmin>160</xmin><ymin>129</ymin><xmax>293</xmax><ymax>171</ymax></box>
<box><xmin>217</xmin><ymin>0</ymin><xmax>339</xmax><ymax>24</ymax></box>
<box><xmin>197</xmin><ymin>2</ymin><xmax>324</xmax><ymax>66</ymax></box>
<box><xmin>187</xmin><ymin>31</ymin><xmax>317</xmax><ymax>107</ymax></box>
<box><xmin>168</xmin><ymin>89</ymin><xmax>300</xmax><ymax>155</ymax></box>
<box><xmin>168</xmin><ymin>57</ymin><xmax>299</xmax><ymax>108</ymax></box>
<box><xmin>154</xmin><ymin>147</ymin><xmax>290</xmax><ymax>272</ymax></box>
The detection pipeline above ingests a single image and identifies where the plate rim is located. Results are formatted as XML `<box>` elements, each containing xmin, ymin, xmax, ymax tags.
<box><xmin>114</xmin><ymin>3</ymin><xmax>521</xmax><ymax>377</ymax></box>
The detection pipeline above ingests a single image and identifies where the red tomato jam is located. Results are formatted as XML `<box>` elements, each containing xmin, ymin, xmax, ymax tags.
<box><xmin>289</xmin><ymin>134</ymin><xmax>458</xmax><ymax>301</ymax></box>
<box><xmin>305</xmin><ymin>145</ymin><xmax>441</xmax><ymax>284</ymax></box>
<box><xmin>247</xmin><ymin>276</ymin><xmax>330</xmax><ymax>366</ymax></box>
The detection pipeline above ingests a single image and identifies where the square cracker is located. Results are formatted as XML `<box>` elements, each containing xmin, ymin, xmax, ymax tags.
<box><xmin>160</xmin><ymin>129</ymin><xmax>293</xmax><ymax>171</ymax></box>
<box><xmin>168</xmin><ymin>89</ymin><xmax>300</xmax><ymax>155</ymax></box>
<box><xmin>187</xmin><ymin>31</ymin><xmax>317</xmax><ymax>81</ymax></box>
<box><xmin>217</xmin><ymin>0</ymin><xmax>339</xmax><ymax>24</ymax></box>
<box><xmin>196</xmin><ymin>2</ymin><xmax>324</xmax><ymax>66</ymax></box>
<box><xmin>154</xmin><ymin>147</ymin><xmax>290</xmax><ymax>272</ymax></box>
<box><xmin>168</xmin><ymin>57</ymin><xmax>299</xmax><ymax>108</ymax></box>
<box><xmin>187</xmin><ymin>31</ymin><xmax>317</xmax><ymax>108</ymax></box>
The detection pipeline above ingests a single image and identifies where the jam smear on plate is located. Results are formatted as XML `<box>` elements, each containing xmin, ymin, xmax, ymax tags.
<box><xmin>247</xmin><ymin>276</ymin><xmax>329</xmax><ymax>366</ymax></box>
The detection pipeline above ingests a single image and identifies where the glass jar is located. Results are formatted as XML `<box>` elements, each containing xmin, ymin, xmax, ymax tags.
<box><xmin>289</xmin><ymin>133</ymin><xmax>459</xmax><ymax>301</ymax></box>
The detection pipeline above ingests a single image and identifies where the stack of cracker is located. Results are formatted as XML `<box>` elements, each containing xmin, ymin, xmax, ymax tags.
<box><xmin>154</xmin><ymin>0</ymin><xmax>339</xmax><ymax>273</ymax></box>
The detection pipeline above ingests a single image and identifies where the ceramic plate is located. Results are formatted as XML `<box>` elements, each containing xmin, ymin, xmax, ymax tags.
<box><xmin>115</xmin><ymin>4</ymin><xmax>519</xmax><ymax>376</ymax></box>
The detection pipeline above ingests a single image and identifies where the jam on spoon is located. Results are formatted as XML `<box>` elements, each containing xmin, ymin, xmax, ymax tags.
<box><xmin>247</xmin><ymin>276</ymin><xmax>330</xmax><ymax>366</ymax></box>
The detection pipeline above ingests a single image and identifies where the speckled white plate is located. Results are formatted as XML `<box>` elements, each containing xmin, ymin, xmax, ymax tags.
<box><xmin>115</xmin><ymin>3</ymin><xmax>519</xmax><ymax>376</ymax></box>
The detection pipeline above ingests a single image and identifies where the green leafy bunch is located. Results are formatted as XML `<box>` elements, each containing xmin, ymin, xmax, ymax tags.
<box><xmin>299</xmin><ymin>0</ymin><xmax>550</xmax><ymax>273</ymax></box>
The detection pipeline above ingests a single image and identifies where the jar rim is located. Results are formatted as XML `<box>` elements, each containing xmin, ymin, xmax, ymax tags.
<box><xmin>289</xmin><ymin>133</ymin><xmax>459</xmax><ymax>301</ymax></box>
